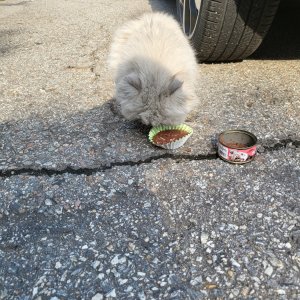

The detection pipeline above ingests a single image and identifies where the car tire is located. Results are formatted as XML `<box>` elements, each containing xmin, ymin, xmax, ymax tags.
<box><xmin>177</xmin><ymin>0</ymin><xmax>281</xmax><ymax>62</ymax></box>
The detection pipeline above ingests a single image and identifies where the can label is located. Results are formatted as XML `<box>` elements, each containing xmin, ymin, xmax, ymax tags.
<box><xmin>218</xmin><ymin>142</ymin><xmax>256</xmax><ymax>163</ymax></box>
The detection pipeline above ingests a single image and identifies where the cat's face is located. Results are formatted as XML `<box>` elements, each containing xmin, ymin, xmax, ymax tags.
<box><xmin>116</xmin><ymin>72</ymin><xmax>189</xmax><ymax>126</ymax></box>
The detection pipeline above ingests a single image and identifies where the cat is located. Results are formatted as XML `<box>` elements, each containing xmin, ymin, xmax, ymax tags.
<box><xmin>107</xmin><ymin>12</ymin><xmax>199</xmax><ymax>126</ymax></box>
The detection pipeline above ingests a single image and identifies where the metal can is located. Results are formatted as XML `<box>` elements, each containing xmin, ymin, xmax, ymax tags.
<box><xmin>218</xmin><ymin>130</ymin><xmax>257</xmax><ymax>164</ymax></box>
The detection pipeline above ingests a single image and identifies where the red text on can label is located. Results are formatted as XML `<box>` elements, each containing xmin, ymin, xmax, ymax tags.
<box><xmin>218</xmin><ymin>142</ymin><xmax>257</xmax><ymax>163</ymax></box>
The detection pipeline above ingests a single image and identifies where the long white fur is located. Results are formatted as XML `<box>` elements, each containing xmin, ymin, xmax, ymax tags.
<box><xmin>108</xmin><ymin>12</ymin><xmax>199</xmax><ymax>126</ymax></box>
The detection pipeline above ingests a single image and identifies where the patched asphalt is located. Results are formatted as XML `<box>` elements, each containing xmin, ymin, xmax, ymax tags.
<box><xmin>0</xmin><ymin>0</ymin><xmax>300</xmax><ymax>299</ymax></box>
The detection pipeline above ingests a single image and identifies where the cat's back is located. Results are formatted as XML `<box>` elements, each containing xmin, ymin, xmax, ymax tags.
<box><xmin>109</xmin><ymin>12</ymin><xmax>197</xmax><ymax>75</ymax></box>
<box><xmin>125</xmin><ymin>13</ymin><xmax>194</xmax><ymax>60</ymax></box>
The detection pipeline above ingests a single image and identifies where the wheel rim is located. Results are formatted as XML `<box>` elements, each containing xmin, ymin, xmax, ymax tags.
<box><xmin>178</xmin><ymin>0</ymin><xmax>201</xmax><ymax>37</ymax></box>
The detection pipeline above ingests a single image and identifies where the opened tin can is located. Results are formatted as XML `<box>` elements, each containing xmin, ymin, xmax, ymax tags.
<box><xmin>218</xmin><ymin>130</ymin><xmax>257</xmax><ymax>164</ymax></box>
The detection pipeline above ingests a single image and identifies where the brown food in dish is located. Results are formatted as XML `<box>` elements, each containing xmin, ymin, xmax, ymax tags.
<box><xmin>153</xmin><ymin>130</ymin><xmax>188</xmax><ymax>145</ymax></box>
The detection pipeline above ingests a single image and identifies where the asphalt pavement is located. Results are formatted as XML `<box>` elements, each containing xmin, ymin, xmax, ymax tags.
<box><xmin>0</xmin><ymin>0</ymin><xmax>299</xmax><ymax>299</ymax></box>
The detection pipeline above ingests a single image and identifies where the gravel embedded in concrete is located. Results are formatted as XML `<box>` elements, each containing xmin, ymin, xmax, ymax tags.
<box><xmin>1</xmin><ymin>150</ymin><xmax>299</xmax><ymax>299</ymax></box>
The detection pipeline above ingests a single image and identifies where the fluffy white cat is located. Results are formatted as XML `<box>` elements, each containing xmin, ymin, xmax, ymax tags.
<box><xmin>108</xmin><ymin>12</ymin><xmax>199</xmax><ymax>126</ymax></box>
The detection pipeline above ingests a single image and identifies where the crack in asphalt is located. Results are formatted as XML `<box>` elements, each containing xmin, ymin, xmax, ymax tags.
<box><xmin>261</xmin><ymin>138</ymin><xmax>300</xmax><ymax>151</ymax></box>
<box><xmin>0</xmin><ymin>1</ymin><xmax>29</xmax><ymax>7</ymax></box>
<box><xmin>0</xmin><ymin>139</ymin><xmax>299</xmax><ymax>178</ymax></box>
<box><xmin>0</xmin><ymin>153</ymin><xmax>218</xmax><ymax>178</ymax></box>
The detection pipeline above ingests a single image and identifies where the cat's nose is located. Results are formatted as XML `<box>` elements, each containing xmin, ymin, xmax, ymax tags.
<box><xmin>140</xmin><ymin>113</ymin><xmax>150</xmax><ymax>125</ymax></box>
<box><xmin>149</xmin><ymin>119</ymin><xmax>160</xmax><ymax>127</ymax></box>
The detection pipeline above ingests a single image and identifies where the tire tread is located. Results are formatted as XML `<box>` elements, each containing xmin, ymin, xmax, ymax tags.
<box><xmin>179</xmin><ymin>0</ymin><xmax>281</xmax><ymax>62</ymax></box>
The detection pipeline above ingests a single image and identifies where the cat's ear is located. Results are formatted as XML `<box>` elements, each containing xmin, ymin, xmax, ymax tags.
<box><xmin>125</xmin><ymin>73</ymin><xmax>142</xmax><ymax>91</ymax></box>
<box><xmin>168</xmin><ymin>76</ymin><xmax>183</xmax><ymax>95</ymax></box>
